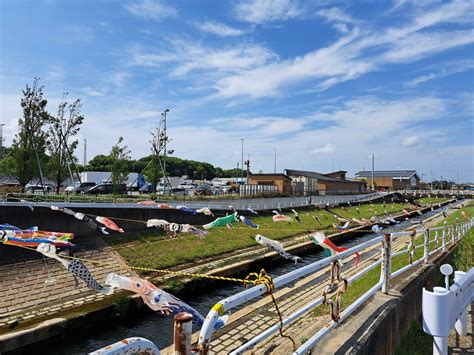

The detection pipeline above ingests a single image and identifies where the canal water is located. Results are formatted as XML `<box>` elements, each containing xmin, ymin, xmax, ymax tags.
<box><xmin>51</xmin><ymin>207</ymin><xmax>446</xmax><ymax>354</ymax></box>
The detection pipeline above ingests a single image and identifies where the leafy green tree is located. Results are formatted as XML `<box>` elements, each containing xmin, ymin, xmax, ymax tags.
<box><xmin>109</xmin><ymin>137</ymin><xmax>131</xmax><ymax>194</ymax></box>
<box><xmin>87</xmin><ymin>154</ymin><xmax>113</xmax><ymax>171</ymax></box>
<box><xmin>0</xmin><ymin>79</ymin><xmax>50</xmax><ymax>189</ymax></box>
<box><xmin>46</xmin><ymin>94</ymin><xmax>84</xmax><ymax>193</ymax></box>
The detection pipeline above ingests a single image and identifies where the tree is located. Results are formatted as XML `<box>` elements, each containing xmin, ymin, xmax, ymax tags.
<box><xmin>46</xmin><ymin>94</ymin><xmax>84</xmax><ymax>193</ymax></box>
<box><xmin>0</xmin><ymin>78</ymin><xmax>50</xmax><ymax>189</ymax></box>
<box><xmin>109</xmin><ymin>137</ymin><xmax>131</xmax><ymax>194</ymax></box>
<box><xmin>143</xmin><ymin>129</ymin><xmax>165</xmax><ymax>193</ymax></box>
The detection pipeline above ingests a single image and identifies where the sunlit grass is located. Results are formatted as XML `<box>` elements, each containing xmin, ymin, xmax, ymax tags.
<box><xmin>103</xmin><ymin>202</ymin><xmax>416</xmax><ymax>271</ymax></box>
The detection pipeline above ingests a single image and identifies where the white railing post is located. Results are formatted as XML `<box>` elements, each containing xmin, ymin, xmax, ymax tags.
<box><xmin>423</xmin><ymin>229</ymin><xmax>430</xmax><ymax>262</ymax></box>
<box><xmin>441</xmin><ymin>228</ymin><xmax>446</xmax><ymax>251</ymax></box>
<box><xmin>454</xmin><ymin>271</ymin><xmax>467</xmax><ymax>336</ymax></box>
<box><xmin>381</xmin><ymin>233</ymin><xmax>391</xmax><ymax>294</ymax></box>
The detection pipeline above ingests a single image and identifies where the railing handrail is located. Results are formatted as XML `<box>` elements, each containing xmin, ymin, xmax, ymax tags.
<box><xmin>198</xmin><ymin>217</ymin><xmax>473</xmax><ymax>354</ymax></box>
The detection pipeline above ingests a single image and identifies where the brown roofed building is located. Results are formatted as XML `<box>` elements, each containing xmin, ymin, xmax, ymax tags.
<box><xmin>284</xmin><ymin>169</ymin><xmax>365</xmax><ymax>195</ymax></box>
<box><xmin>247</xmin><ymin>173</ymin><xmax>293</xmax><ymax>194</ymax></box>
<box><xmin>354</xmin><ymin>170</ymin><xmax>420</xmax><ymax>190</ymax></box>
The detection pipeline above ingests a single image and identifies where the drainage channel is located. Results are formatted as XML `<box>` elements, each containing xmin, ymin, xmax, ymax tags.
<box><xmin>49</xmin><ymin>206</ymin><xmax>447</xmax><ymax>354</ymax></box>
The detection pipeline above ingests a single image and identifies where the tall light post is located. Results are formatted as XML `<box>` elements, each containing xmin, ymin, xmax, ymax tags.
<box><xmin>241</xmin><ymin>138</ymin><xmax>244</xmax><ymax>183</ymax></box>
<box><xmin>162</xmin><ymin>109</ymin><xmax>170</xmax><ymax>192</ymax></box>
<box><xmin>371</xmin><ymin>153</ymin><xmax>375</xmax><ymax>191</ymax></box>
<box><xmin>83</xmin><ymin>138</ymin><xmax>87</xmax><ymax>168</ymax></box>
<box><xmin>0</xmin><ymin>123</ymin><xmax>5</xmax><ymax>159</ymax></box>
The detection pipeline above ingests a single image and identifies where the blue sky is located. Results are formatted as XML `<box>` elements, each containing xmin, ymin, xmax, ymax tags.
<box><xmin>1</xmin><ymin>0</ymin><xmax>473</xmax><ymax>182</ymax></box>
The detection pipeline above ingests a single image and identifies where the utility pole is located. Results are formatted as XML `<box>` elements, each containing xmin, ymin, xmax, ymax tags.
<box><xmin>274</xmin><ymin>147</ymin><xmax>276</xmax><ymax>173</ymax></box>
<box><xmin>371</xmin><ymin>153</ymin><xmax>375</xmax><ymax>191</ymax></box>
<box><xmin>83</xmin><ymin>138</ymin><xmax>87</xmax><ymax>168</ymax></box>
<box><xmin>0</xmin><ymin>123</ymin><xmax>4</xmax><ymax>159</ymax></box>
<box><xmin>241</xmin><ymin>138</ymin><xmax>244</xmax><ymax>183</ymax></box>
<box><xmin>332</xmin><ymin>158</ymin><xmax>335</xmax><ymax>172</ymax></box>
<box><xmin>245</xmin><ymin>153</ymin><xmax>250</xmax><ymax>184</ymax></box>
<box><xmin>161</xmin><ymin>109</ymin><xmax>170</xmax><ymax>193</ymax></box>
<box><xmin>430</xmin><ymin>170</ymin><xmax>433</xmax><ymax>191</ymax></box>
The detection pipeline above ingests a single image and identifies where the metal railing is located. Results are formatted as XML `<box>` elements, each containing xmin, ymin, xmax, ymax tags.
<box><xmin>399</xmin><ymin>189</ymin><xmax>474</xmax><ymax>196</ymax></box>
<box><xmin>197</xmin><ymin>219</ymin><xmax>473</xmax><ymax>354</ymax></box>
<box><xmin>0</xmin><ymin>192</ymin><xmax>384</xmax><ymax>211</ymax></box>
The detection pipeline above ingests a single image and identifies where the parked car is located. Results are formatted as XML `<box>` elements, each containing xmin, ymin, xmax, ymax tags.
<box><xmin>177</xmin><ymin>182</ymin><xmax>196</xmax><ymax>190</ymax></box>
<box><xmin>195</xmin><ymin>184</ymin><xmax>212</xmax><ymax>196</ymax></box>
<box><xmin>140</xmin><ymin>183</ymin><xmax>155</xmax><ymax>193</ymax></box>
<box><xmin>85</xmin><ymin>183</ymin><xmax>126</xmax><ymax>195</ymax></box>
<box><xmin>0</xmin><ymin>183</ymin><xmax>22</xmax><ymax>193</ymax></box>
<box><xmin>66</xmin><ymin>182</ymin><xmax>96</xmax><ymax>194</ymax></box>
<box><xmin>171</xmin><ymin>187</ymin><xmax>186</xmax><ymax>196</ymax></box>
<box><xmin>25</xmin><ymin>184</ymin><xmax>55</xmax><ymax>194</ymax></box>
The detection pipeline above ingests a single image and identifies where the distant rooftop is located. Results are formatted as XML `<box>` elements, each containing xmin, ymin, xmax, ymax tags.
<box><xmin>355</xmin><ymin>170</ymin><xmax>418</xmax><ymax>179</ymax></box>
<box><xmin>284</xmin><ymin>169</ymin><xmax>363</xmax><ymax>184</ymax></box>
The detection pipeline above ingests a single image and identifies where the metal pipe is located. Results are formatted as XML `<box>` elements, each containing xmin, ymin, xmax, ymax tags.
<box><xmin>423</xmin><ymin>229</ymin><xmax>430</xmax><ymax>262</ymax></box>
<box><xmin>381</xmin><ymin>233</ymin><xmax>391</xmax><ymax>294</ymax></box>
<box><xmin>294</xmin><ymin>281</ymin><xmax>383</xmax><ymax>354</ymax></box>
<box><xmin>197</xmin><ymin>235</ymin><xmax>384</xmax><ymax>350</ymax></box>
<box><xmin>174</xmin><ymin>312</ymin><xmax>193</xmax><ymax>355</ymax></box>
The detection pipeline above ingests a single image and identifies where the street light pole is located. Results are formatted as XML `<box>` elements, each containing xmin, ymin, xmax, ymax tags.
<box><xmin>371</xmin><ymin>153</ymin><xmax>375</xmax><ymax>191</ymax></box>
<box><xmin>0</xmin><ymin>123</ymin><xmax>5</xmax><ymax>159</ymax></box>
<box><xmin>241</xmin><ymin>138</ymin><xmax>244</xmax><ymax>183</ymax></box>
<box><xmin>162</xmin><ymin>109</ymin><xmax>170</xmax><ymax>193</ymax></box>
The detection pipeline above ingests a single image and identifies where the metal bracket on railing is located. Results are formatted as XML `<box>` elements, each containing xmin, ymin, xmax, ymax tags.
<box><xmin>322</xmin><ymin>260</ymin><xmax>348</xmax><ymax>322</ymax></box>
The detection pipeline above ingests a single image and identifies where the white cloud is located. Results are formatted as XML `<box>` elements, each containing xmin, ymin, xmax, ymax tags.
<box><xmin>197</xmin><ymin>21</ymin><xmax>246</xmax><ymax>37</ymax></box>
<box><xmin>406</xmin><ymin>60</ymin><xmax>474</xmax><ymax>87</ymax></box>
<box><xmin>233</xmin><ymin>0</ymin><xmax>303</xmax><ymax>24</ymax></box>
<box><xmin>401</xmin><ymin>135</ymin><xmax>419</xmax><ymax>147</ymax></box>
<box><xmin>126</xmin><ymin>41</ymin><xmax>278</xmax><ymax>77</ymax></box>
<box><xmin>213</xmin><ymin>1</ymin><xmax>474</xmax><ymax>98</ymax></box>
<box><xmin>381</xmin><ymin>29</ymin><xmax>474</xmax><ymax>63</ymax></box>
<box><xmin>123</xmin><ymin>0</ymin><xmax>177</xmax><ymax>21</ymax></box>
<box><xmin>317</xmin><ymin>7</ymin><xmax>355</xmax><ymax>24</ymax></box>
<box><xmin>311</xmin><ymin>143</ymin><xmax>335</xmax><ymax>155</ymax></box>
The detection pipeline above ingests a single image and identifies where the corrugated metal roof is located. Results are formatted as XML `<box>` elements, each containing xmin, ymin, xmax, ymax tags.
<box><xmin>354</xmin><ymin>170</ymin><xmax>418</xmax><ymax>179</ymax></box>
<box><xmin>284</xmin><ymin>169</ymin><xmax>363</xmax><ymax>184</ymax></box>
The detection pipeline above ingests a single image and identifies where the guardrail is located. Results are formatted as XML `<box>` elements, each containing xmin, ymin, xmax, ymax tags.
<box><xmin>196</xmin><ymin>219</ymin><xmax>473</xmax><ymax>354</ymax></box>
<box><xmin>399</xmin><ymin>189</ymin><xmax>474</xmax><ymax>196</ymax></box>
<box><xmin>422</xmin><ymin>265</ymin><xmax>473</xmax><ymax>355</ymax></box>
<box><xmin>0</xmin><ymin>192</ymin><xmax>384</xmax><ymax>211</ymax></box>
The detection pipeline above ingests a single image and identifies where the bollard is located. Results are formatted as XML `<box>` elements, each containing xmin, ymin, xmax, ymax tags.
<box><xmin>174</xmin><ymin>312</ymin><xmax>193</xmax><ymax>355</ymax></box>
<box><xmin>381</xmin><ymin>233</ymin><xmax>391</xmax><ymax>294</ymax></box>
<box><xmin>454</xmin><ymin>271</ymin><xmax>467</xmax><ymax>336</ymax></box>
<box><xmin>423</xmin><ymin>229</ymin><xmax>430</xmax><ymax>262</ymax></box>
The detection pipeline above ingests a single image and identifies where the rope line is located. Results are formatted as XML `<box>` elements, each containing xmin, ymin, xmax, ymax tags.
<box><xmin>244</xmin><ymin>269</ymin><xmax>297</xmax><ymax>350</ymax></box>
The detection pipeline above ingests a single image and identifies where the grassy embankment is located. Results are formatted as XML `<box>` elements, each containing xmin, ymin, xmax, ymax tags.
<box><xmin>103</xmin><ymin>202</ymin><xmax>419</xmax><ymax>271</ymax></box>
<box><xmin>416</xmin><ymin>197</ymin><xmax>452</xmax><ymax>205</ymax></box>
<box><xmin>395</xmin><ymin>201</ymin><xmax>473</xmax><ymax>355</ymax></box>
<box><xmin>312</xmin><ymin>201</ymin><xmax>473</xmax><ymax>318</ymax></box>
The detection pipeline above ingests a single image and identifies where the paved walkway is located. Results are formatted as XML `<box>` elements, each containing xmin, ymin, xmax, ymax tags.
<box><xmin>0</xmin><ymin>236</ymin><xmax>133</xmax><ymax>331</ymax></box>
